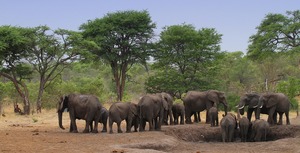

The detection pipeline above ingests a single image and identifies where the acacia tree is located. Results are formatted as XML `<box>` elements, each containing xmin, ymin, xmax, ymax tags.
<box><xmin>0</xmin><ymin>26</ymin><xmax>33</xmax><ymax>114</ymax></box>
<box><xmin>146</xmin><ymin>24</ymin><xmax>222</xmax><ymax>98</ymax></box>
<box><xmin>247</xmin><ymin>10</ymin><xmax>300</xmax><ymax>59</ymax></box>
<box><xmin>247</xmin><ymin>10</ymin><xmax>300</xmax><ymax>92</ymax></box>
<box><xmin>80</xmin><ymin>10</ymin><xmax>156</xmax><ymax>101</ymax></box>
<box><xmin>26</xmin><ymin>26</ymin><xmax>93</xmax><ymax>113</ymax></box>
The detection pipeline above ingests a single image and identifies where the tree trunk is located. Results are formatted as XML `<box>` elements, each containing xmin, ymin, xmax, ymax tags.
<box><xmin>36</xmin><ymin>77</ymin><xmax>45</xmax><ymax>113</ymax></box>
<box><xmin>1</xmin><ymin>74</ymin><xmax>31</xmax><ymax>115</ymax></box>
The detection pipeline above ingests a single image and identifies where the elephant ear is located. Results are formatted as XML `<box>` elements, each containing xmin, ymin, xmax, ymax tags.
<box><xmin>160</xmin><ymin>94</ymin><xmax>169</xmax><ymax>110</ymax></box>
<box><xmin>59</xmin><ymin>95</ymin><xmax>68</xmax><ymax>111</ymax></box>
<box><xmin>130</xmin><ymin>103</ymin><xmax>138</xmax><ymax>116</ymax></box>
<box><xmin>265</xmin><ymin>94</ymin><xmax>278</xmax><ymax>108</ymax></box>
<box><xmin>161</xmin><ymin>92</ymin><xmax>173</xmax><ymax>109</ymax></box>
<box><xmin>207</xmin><ymin>90</ymin><xmax>220</xmax><ymax>106</ymax></box>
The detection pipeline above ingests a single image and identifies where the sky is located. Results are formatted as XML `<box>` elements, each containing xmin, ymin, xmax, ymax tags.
<box><xmin>1</xmin><ymin>1</ymin><xmax>300</xmax><ymax>53</ymax></box>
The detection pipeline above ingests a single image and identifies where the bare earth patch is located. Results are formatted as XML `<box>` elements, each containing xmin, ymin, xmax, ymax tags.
<box><xmin>0</xmin><ymin>109</ymin><xmax>300</xmax><ymax>153</ymax></box>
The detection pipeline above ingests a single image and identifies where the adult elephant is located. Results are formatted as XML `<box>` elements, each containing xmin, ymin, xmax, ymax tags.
<box><xmin>138</xmin><ymin>93</ymin><xmax>168</xmax><ymax>131</ymax></box>
<box><xmin>183</xmin><ymin>90</ymin><xmax>228</xmax><ymax>124</ymax></box>
<box><xmin>57</xmin><ymin>94</ymin><xmax>102</xmax><ymax>133</ymax></box>
<box><xmin>257</xmin><ymin>93</ymin><xmax>291</xmax><ymax>125</ymax></box>
<box><xmin>237</xmin><ymin>93</ymin><xmax>277</xmax><ymax>122</ymax></box>
<box><xmin>161</xmin><ymin>92</ymin><xmax>174</xmax><ymax>125</ymax></box>
<box><xmin>108</xmin><ymin>102</ymin><xmax>138</xmax><ymax>133</ymax></box>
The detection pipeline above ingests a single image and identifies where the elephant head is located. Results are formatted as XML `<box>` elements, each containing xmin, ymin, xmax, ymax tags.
<box><xmin>237</xmin><ymin>93</ymin><xmax>260</xmax><ymax>115</ymax></box>
<box><xmin>257</xmin><ymin>93</ymin><xmax>278</xmax><ymax>109</ymax></box>
<box><xmin>159</xmin><ymin>93</ymin><xmax>169</xmax><ymax>111</ymax></box>
<box><xmin>207</xmin><ymin>90</ymin><xmax>228</xmax><ymax>116</ymax></box>
<box><xmin>57</xmin><ymin>95</ymin><xmax>68</xmax><ymax>130</ymax></box>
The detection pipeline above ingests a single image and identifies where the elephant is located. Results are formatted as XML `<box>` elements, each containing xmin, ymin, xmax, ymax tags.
<box><xmin>172</xmin><ymin>103</ymin><xmax>185</xmax><ymax>125</ymax></box>
<box><xmin>99</xmin><ymin>107</ymin><xmax>108</xmax><ymax>133</ymax></box>
<box><xmin>250</xmin><ymin>119</ymin><xmax>270</xmax><ymax>142</ymax></box>
<box><xmin>220</xmin><ymin>113</ymin><xmax>237</xmax><ymax>142</ymax></box>
<box><xmin>138</xmin><ymin>93</ymin><xmax>168</xmax><ymax>131</ymax></box>
<box><xmin>257</xmin><ymin>92</ymin><xmax>291</xmax><ymax>125</ymax></box>
<box><xmin>161</xmin><ymin>92</ymin><xmax>174</xmax><ymax>125</ymax></box>
<box><xmin>239</xmin><ymin>116</ymin><xmax>250</xmax><ymax>142</ymax></box>
<box><xmin>237</xmin><ymin>93</ymin><xmax>277</xmax><ymax>122</ymax></box>
<box><xmin>108</xmin><ymin>102</ymin><xmax>138</xmax><ymax>133</ymax></box>
<box><xmin>57</xmin><ymin>94</ymin><xmax>102</xmax><ymax>133</ymax></box>
<box><xmin>208</xmin><ymin>106</ymin><xmax>218</xmax><ymax>127</ymax></box>
<box><xmin>183</xmin><ymin>90</ymin><xmax>228</xmax><ymax>124</ymax></box>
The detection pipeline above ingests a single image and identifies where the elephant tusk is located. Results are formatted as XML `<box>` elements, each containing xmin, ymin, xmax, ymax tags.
<box><xmin>253</xmin><ymin>105</ymin><xmax>258</xmax><ymax>108</ymax></box>
<box><xmin>235</xmin><ymin>105</ymin><xmax>239</xmax><ymax>108</ymax></box>
<box><xmin>260</xmin><ymin>105</ymin><xmax>263</xmax><ymax>108</ymax></box>
<box><xmin>238</xmin><ymin>105</ymin><xmax>244</xmax><ymax>109</ymax></box>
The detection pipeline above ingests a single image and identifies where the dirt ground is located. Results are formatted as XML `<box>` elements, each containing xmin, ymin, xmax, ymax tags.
<box><xmin>0</xmin><ymin>107</ymin><xmax>300</xmax><ymax>153</ymax></box>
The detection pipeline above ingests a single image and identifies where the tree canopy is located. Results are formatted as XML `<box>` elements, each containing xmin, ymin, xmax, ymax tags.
<box><xmin>247</xmin><ymin>10</ymin><xmax>300</xmax><ymax>60</ymax></box>
<box><xmin>80</xmin><ymin>10</ymin><xmax>156</xmax><ymax>101</ymax></box>
<box><xmin>146</xmin><ymin>24</ymin><xmax>222</xmax><ymax>98</ymax></box>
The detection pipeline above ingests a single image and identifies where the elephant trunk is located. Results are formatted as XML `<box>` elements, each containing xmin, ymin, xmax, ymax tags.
<box><xmin>58</xmin><ymin>111</ymin><xmax>65</xmax><ymax>130</ymax></box>
<box><xmin>239</xmin><ymin>107</ymin><xmax>245</xmax><ymax>115</ymax></box>
<box><xmin>223</xmin><ymin>103</ymin><xmax>228</xmax><ymax>116</ymax></box>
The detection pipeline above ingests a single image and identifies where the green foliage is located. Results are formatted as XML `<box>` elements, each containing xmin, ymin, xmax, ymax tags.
<box><xmin>147</xmin><ymin>24</ymin><xmax>223</xmax><ymax>97</ymax></box>
<box><xmin>276</xmin><ymin>77</ymin><xmax>300</xmax><ymax>110</ymax></box>
<box><xmin>80</xmin><ymin>10</ymin><xmax>156</xmax><ymax>101</ymax></box>
<box><xmin>247</xmin><ymin>10</ymin><xmax>300</xmax><ymax>60</ymax></box>
<box><xmin>225</xmin><ymin>93</ymin><xmax>240</xmax><ymax>112</ymax></box>
<box><xmin>216</xmin><ymin>51</ymin><xmax>262</xmax><ymax>94</ymax></box>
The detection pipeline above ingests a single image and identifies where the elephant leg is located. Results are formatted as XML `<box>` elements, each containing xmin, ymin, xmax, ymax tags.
<box><xmin>117</xmin><ymin>121</ymin><xmax>122</xmax><ymax>133</ymax></box>
<box><xmin>154</xmin><ymin>117</ymin><xmax>159</xmax><ymax>130</ymax></box>
<box><xmin>126</xmin><ymin>118</ymin><xmax>132</xmax><ymax>133</ymax></box>
<box><xmin>221</xmin><ymin>129</ymin><xmax>226</xmax><ymax>142</ymax></box>
<box><xmin>83</xmin><ymin>120</ymin><xmax>91</xmax><ymax>133</ymax></box>
<box><xmin>139</xmin><ymin>117</ymin><xmax>143</xmax><ymax>132</ymax></box>
<box><xmin>173</xmin><ymin>114</ymin><xmax>178</xmax><ymax>125</ymax></box>
<box><xmin>142</xmin><ymin>119</ymin><xmax>146</xmax><ymax>131</ymax></box>
<box><xmin>206</xmin><ymin>110</ymin><xmax>210</xmax><ymax>123</ymax></box>
<box><xmin>102</xmin><ymin>120</ymin><xmax>107</xmax><ymax>133</ymax></box>
<box><xmin>89</xmin><ymin>122</ymin><xmax>93</xmax><ymax>132</ymax></box>
<box><xmin>285</xmin><ymin>111</ymin><xmax>290</xmax><ymax>125</ymax></box>
<box><xmin>277</xmin><ymin>112</ymin><xmax>283</xmax><ymax>125</ymax></box>
<box><xmin>148</xmin><ymin>118</ymin><xmax>154</xmax><ymax>131</ymax></box>
<box><xmin>180</xmin><ymin>114</ymin><xmax>184</xmax><ymax>125</ymax></box>
<box><xmin>193</xmin><ymin>112</ymin><xmax>199</xmax><ymax>123</ymax></box>
<box><xmin>273</xmin><ymin>112</ymin><xmax>278</xmax><ymax>124</ymax></box>
<box><xmin>248</xmin><ymin>109</ymin><xmax>254</xmax><ymax>121</ymax></box>
<box><xmin>163</xmin><ymin>112</ymin><xmax>168</xmax><ymax>125</ymax></box>
<box><xmin>268</xmin><ymin>107</ymin><xmax>276</xmax><ymax>125</ymax></box>
<box><xmin>92</xmin><ymin>121</ymin><xmax>99</xmax><ymax>133</ymax></box>
<box><xmin>169</xmin><ymin>109</ymin><xmax>174</xmax><ymax>125</ymax></box>
<box><xmin>109</xmin><ymin>118</ymin><xmax>113</xmax><ymax>134</ymax></box>
<box><xmin>70</xmin><ymin>120</ymin><xmax>78</xmax><ymax>133</ymax></box>
<box><xmin>229</xmin><ymin>128</ymin><xmax>234</xmax><ymax>142</ymax></box>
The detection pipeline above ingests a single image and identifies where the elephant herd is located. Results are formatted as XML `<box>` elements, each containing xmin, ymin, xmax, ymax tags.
<box><xmin>57</xmin><ymin>91</ymin><xmax>291</xmax><ymax>142</ymax></box>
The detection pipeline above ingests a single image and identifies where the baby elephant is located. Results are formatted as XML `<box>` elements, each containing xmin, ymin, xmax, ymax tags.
<box><xmin>250</xmin><ymin>119</ymin><xmax>270</xmax><ymax>142</ymax></box>
<box><xmin>108</xmin><ymin>102</ymin><xmax>139</xmax><ymax>134</ymax></box>
<box><xmin>99</xmin><ymin>107</ymin><xmax>108</xmax><ymax>132</ymax></box>
<box><xmin>239</xmin><ymin>117</ymin><xmax>250</xmax><ymax>142</ymax></box>
<box><xmin>172</xmin><ymin>103</ymin><xmax>185</xmax><ymax>125</ymax></box>
<box><xmin>208</xmin><ymin>107</ymin><xmax>218</xmax><ymax>127</ymax></box>
<box><xmin>220</xmin><ymin>113</ymin><xmax>237</xmax><ymax>142</ymax></box>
